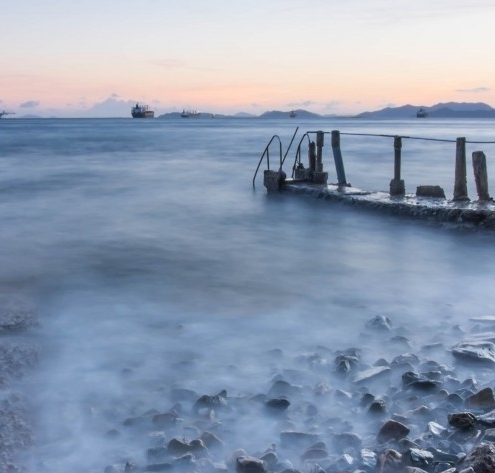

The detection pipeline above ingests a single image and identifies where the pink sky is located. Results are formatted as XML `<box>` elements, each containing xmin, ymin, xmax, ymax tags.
<box><xmin>1</xmin><ymin>1</ymin><xmax>495</xmax><ymax>117</ymax></box>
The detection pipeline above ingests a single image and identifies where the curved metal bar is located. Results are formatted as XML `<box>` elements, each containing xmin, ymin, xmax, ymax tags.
<box><xmin>252</xmin><ymin>135</ymin><xmax>282</xmax><ymax>188</ymax></box>
<box><xmin>291</xmin><ymin>133</ymin><xmax>311</xmax><ymax>177</ymax></box>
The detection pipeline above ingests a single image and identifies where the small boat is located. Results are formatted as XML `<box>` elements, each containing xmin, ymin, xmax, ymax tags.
<box><xmin>181</xmin><ymin>109</ymin><xmax>201</xmax><ymax>118</ymax></box>
<box><xmin>131</xmin><ymin>103</ymin><xmax>154</xmax><ymax>118</ymax></box>
<box><xmin>416</xmin><ymin>108</ymin><xmax>428</xmax><ymax>118</ymax></box>
<box><xmin>289</xmin><ymin>110</ymin><xmax>297</xmax><ymax>118</ymax></box>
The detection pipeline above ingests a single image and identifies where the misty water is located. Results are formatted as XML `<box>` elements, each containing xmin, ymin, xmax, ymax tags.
<box><xmin>1</xmin><ymin>117</ymin><xmax>495</xmax><ymax>472</ymax></box>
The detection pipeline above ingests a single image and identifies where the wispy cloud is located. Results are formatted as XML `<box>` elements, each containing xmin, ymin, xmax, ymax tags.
<box><xmin>287</xmin><ymin>100</ymin><xmax>317</xmax><ymax>108</ymax></box>
<box><xmin>456</xmin><ymin>87</ymin><xmax>490</xmax><ymax>94</ymax></box>
<box><xmin>20</xmin><ymin>100</ymin><xmax>40</xmax><ymax>108</ymax></box>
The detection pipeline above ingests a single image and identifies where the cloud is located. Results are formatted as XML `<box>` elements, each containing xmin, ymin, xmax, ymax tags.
<box><xmin>287</xmin><ymin>100</ymin><xmax>317</xmax><ymax>108</ymax></box>
<box><xmin>20</xmin><ymin>100</ymin><xmax>40</xmax><ymax>109</ymax></box>
<box><xmin>456</xmin><ymin>87</ymin><xmax>490</xmax><ymax>94</ymax></box>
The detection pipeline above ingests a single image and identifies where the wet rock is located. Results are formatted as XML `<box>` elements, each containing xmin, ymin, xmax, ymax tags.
<box><xmin>193</xmin><ymin>390</ymin><xmax>229</xmax><ymax>413</ymax></box>
<box><xmin>167</xmin><ymin>438</ymin><xmax>208</xmax><ymax>457</ymax></box>
<box><xmin>332</xmin><ymin>432</ymin><xmax>362</xmax><ymax>452</ymax></box>
<box><xmin>377</xmin><ymin>419</ymin><xmax>410</xmax><ymax>443</ymax></box>
<box><xmin>360</xmin><ymin>448</ymin><xmax>377</xmax><ymax>470</ymax></box>
<box><xmin>0</xmin><ymin>308</ymin><xmax>37</xmax><ymax>333</ymax></box>
<box><xmin>405</xmin><ymin>448</ymin><xmax>435</xmax><ymax>469</ymax></box>
<box><xmin>265</xmin><ymin>398</ymin><xmax>290</xmax><ymax>412</ymax></box>
<box><xmin>152</xmin><ymin>412</ymin><xmax>180</xmax><ymax>428</ymax></box>
<box><xmin>199</xmin><ymin>431</ymin><xmax>224</xmax><ymax>451</ymax></box>
<box><xmin>377</xmin><ymin>449</ymin><xmax>402</xmax><ymax>472</ymax></box>
<box><xmin>426</xmin><ymin>421</ymin><xmax>447</xmax><ymax>437</ymax></box>
<box><xmin>148</xmin><ymin>446</ymin><xmax>169</xmax><ymax>462</ymax></box>
<box><xmin>268</xmin><ymin>380</ymin><xmax>301</xmax><ymax>398</ymax></box>
<box><xmin>300</xmin><ymin>446</ymin><xmax>328</xmax><ymax>461</ymax></box>
<box><xmin>144</xmin><ymin>463</ymin><xmax>173</xmax><ymax>472</ymax></box>
<box><xmin>280</xmin><ymin>431</ymin><xmax>320</xmax><ymax>448</ymax></box>
<box><xmin>452</xmin><ymin>341</ymin><xmax>495</xmax><ymax>364</ymax></box>
<box><xmin>465</xmin><ymin>387</ymin><xmax>495</xmax><ymax>410</ymax></box>
<box><xmin>366</xmin><ymin>315</ymin><xmax>393</xmax><ymax>331</ymax></box>
<box><xmin>235</xmin><ymin>455</ymin><xmax>267</xmax><ymax>473</ymax></box>
<box><xmin>448</xmin><ymin>412</ymin><xmax>477</xmax><ymax>430</ymax></box>
<box><xmin>460</xmin><ymin>442</ymin><xmax>495</xmax><ymax>473</ymax></box>
<box><xmin>351</xmin><ymin>366</ymin><xmax>391</xmax><ymax>384</ymax></box>
<box><xmin>368</xmin><ymin>398</ymin><xmax>387</xmax><ymax>415</ymax></box>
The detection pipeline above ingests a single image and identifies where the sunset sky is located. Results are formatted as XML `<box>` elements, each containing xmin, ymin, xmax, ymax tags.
<box><xmin>2</xmin><ymin>0</ymin><xmax>495</xmax><ymax>117</ymax></box>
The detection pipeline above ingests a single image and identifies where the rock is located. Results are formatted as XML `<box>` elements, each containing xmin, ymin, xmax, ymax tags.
<box><xmin>366</xmin><ymin>315</ymin><xmax>393</xmax><ymax>331</ymax></box>
<box><xmin>416</xmin><ymin>185</ymin><xmax>446</xmax><ymax>198</ymax></box>
<box><xmin>152</xmin><ymin>412</ymin><xmax>180</xmax><ymax>428</ymax></box>
<box><xmin>465</xmin><ymin>387</ymin><xmax>495</xmax><ymax>410</ymax></box>
<box><xmin>377</xmin><ymin>449</ymin><xmax>402</xmax><ymax>472</ymax></box>
<box><xmin>448</xmin><ymin>412</ymin><xmax>477</xmax><ymax>430</ymax></box>
<box><xmin>460</xmin><ymin>443</ymin><xmax>495</xmax><ymax>473</ymax></box>
<box><xmin>405</xmin><ymin>448</ymin><xmax>435</xmax><ymax>468</ymax></box>
<box><xmin>280</xmin><ymin>431</ymin><xmax>320</xmax><ymax>448</ymax></box>
<box><xmin>167</xmin><ymin>438</ymin><xmax>207</xmax><ymax>457</ymax></box>
<box><xmin>332</xmin><ymin>432</ymin><xmax>362</xmax><ymax>452</ymax></box>
<box><xmin>268</xmin><ymin>380</ymin><xmax>302</xmax><ymax>398</ymax></box>
<box><xmin>199</xmin><ymin>431</ymin><xmax>224</xmax><ymax>450</ymax></box>
<box><xmin>193</xmin><ymin>390</ymin><xmax>229</xmax><ymax>413</ymax></box>
<box><xmin>377</xmin><ymin>419</ymin><xmax>410</xmax><ymax>443</ymax></box>
<box><xmin>265</xmin><ymin>398</ymin><xmax>290</xmax><ymax>412</ymax></box>
<box><xmin>235</xmin><ymin>456</ymin><xmax>267</xmax><ymax>473</ymax></box>
<box><xmin>452</xmin><ymin>341</ymin><xmax>495</xmax><ymax>364</ymax></box>
<box><xmin>351</xmin><ymin>366</ymin><xmax>391</xmax><ymax>384</ymax></box>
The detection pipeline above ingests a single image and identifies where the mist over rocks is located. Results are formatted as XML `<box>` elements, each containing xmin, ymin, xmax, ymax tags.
<box><xmin>73</xmin><ymin>312</ymin><xmax>495</xmax><ymax>473</ymax></box>
<box><xmin>0</xmin><ymin>297</ymin><xmax>39</xmax><ymax>473</ymax></box>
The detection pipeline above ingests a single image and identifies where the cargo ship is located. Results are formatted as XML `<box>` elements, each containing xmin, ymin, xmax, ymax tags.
<box><xmin>131</xmin><ymin>103</ymin><xmax>154</xmax><ymax>118</ymax></box>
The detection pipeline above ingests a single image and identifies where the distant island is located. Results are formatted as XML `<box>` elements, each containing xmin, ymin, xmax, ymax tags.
<box><xmin>156</xmin><ymin>102</ymin><xmax>495</xmax><ymax>120</ymax></box>
<box><xmin>4</xmin><ymin>101</ymin><xmax>495</xmax><ymax>120</ymax></box>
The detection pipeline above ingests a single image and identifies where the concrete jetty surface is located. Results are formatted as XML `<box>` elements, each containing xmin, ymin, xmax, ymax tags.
<box><xmin>282</xmin><ymin>180</ymin><xmax>495</xmax><ymax>230</ymax></box>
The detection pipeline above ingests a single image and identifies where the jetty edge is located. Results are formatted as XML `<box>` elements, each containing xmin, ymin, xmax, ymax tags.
<box><xmin>253</xmin><ymin>128</ymin><xmax>495</xmax><ymax>230</ymax></box>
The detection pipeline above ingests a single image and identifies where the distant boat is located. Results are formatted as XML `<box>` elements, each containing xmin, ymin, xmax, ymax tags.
<box><xmin>416</xmin><ymin>108</ymin><xmax>428</xmax><ymax>118</ymax></box>
<box><xmin>289</xmin><ymin>110</ymin><xmax>297</xmax><ymax>118</ymax></box>
<box><xmin>131</xmin><ymin>103</ymin><xmax>154</xmax><ymax>118</ymax></box>
<box><xmin>0</xmin><ymin>110</ymin><xmax>15</xmax><ymax>119</ymax></box>
<box><xmin>181</xmin><ymin>109</ymin><xmax>201</xmax><ymax>118</ymax></box>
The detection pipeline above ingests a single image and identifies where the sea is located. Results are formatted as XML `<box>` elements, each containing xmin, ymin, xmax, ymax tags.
<box><xmin>1</xmin><ymin>117</ymin><xmax>495</xmax><ymax>472</ymax></box>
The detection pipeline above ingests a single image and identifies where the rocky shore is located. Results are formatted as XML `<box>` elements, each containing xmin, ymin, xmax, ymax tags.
<box><xmin>94</xmin><ymin>314</ymin><xmax>495</xmax><ymax>473</ymax></box>
<box><xmin>0</xmin><ymin>299</ymin><xmax>38</xmax><ymax>473</ymax></box>
<box><xmin>5</xmin><ymin>301</ymin><xmax>495</xmax><ymax>473</ymax></box>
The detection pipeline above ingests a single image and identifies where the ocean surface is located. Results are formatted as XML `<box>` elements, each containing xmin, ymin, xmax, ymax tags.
<box><xmin>1</xmin><ymin>117</ymin><xmax>495</xmax><ymax>472</ymax></box>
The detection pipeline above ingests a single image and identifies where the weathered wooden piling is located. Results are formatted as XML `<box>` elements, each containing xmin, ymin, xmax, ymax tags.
<box><xmin>313</xmin><ymin>131</ymin><xmax>328</xmax><ymax>185</ymax></box>
<box><xmin>453</xmin><ymin>137</ymin><xmax>469</xmax><ymax>201</ymax></box>
<box><xmin>331</xmin><ymin>131</ymin><xmax>348</xmax><ymax>187</ymax></box>
<box><xmin>472</xmin><ymin>151</ymin><xmax>491</xmax><ymax>201</ymax></box>
<box><xmin>390</xmin><ymin>136</ymin><xmax>405</xmax><ymax>196</ymax></box>
<box><xmin>308</xmin><ymin>141</ymin><xmax>316</xmax><ymax>172</ymax></box>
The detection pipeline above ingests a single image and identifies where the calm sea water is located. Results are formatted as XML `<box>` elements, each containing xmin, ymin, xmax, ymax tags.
<box><xmin>1</xmin><ymin>117</ymin><xmax>495</xmax><ymax>472</ymax></box>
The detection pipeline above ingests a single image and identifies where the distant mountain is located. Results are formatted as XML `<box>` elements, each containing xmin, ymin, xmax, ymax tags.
<box><xmin>355</xmin><ymin>102</ymin><xmax>495</xmax><ymax>119</ymax></box>
<box><xmin>259</xmin><ymin>109</ymin><xmax>321</xmax><ymax>119</ymax></box>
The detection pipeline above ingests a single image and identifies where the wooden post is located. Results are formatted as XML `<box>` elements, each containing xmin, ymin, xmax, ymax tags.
<box><xmin>390</xmin><ymin>135</ymin><xmax>405</xmax><ymax>196</ymax></box>
<box><xmin>316</xmin><ymin>131</ymin><xmax>324</xmax><ymax>173</ymax></box>
<box><xmin>453</xmin><ymin>137</ymin><xmax>469</xmax><ymax>201</ymax></box>
<box><xmin>308</xmin><ymin>141</ymin><xmax>316</xmax><ymax>172</ymax></box>
<box><xmin>331</xmin><ymin>130</ymin><xmax>348</xmax><ymax>186</ymax></box>
<box><xmin>394</xmin><ymin>136</ymin><xmax>402</xmax><ymax>180</ymax></box>
<box><xmin>472</xmin><ymin>151</ymin><xmax>491</xmax><ymax>201</ymax></box>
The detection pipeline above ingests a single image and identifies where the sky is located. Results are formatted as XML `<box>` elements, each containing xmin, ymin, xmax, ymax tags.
<box><xmin>1</xmin><ymin>0</ymin><xmax>495</xmax><ymax>117</ymax></box>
